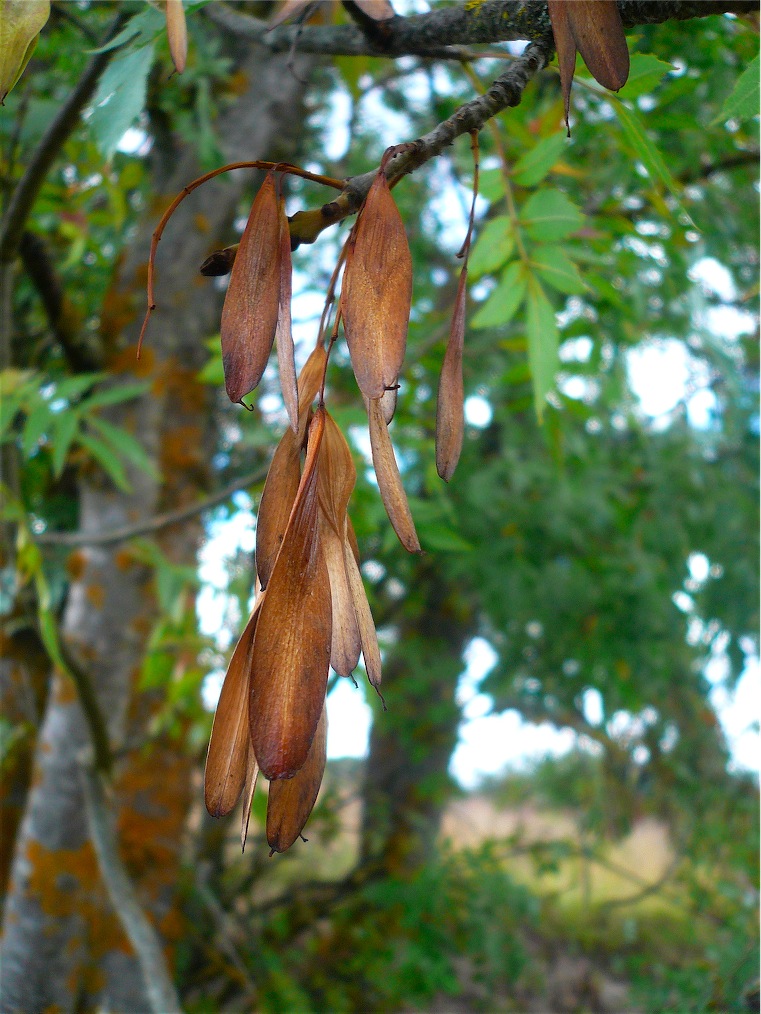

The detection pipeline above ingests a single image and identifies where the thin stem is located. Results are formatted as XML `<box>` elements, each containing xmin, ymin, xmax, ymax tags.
<box><xmin>35</xmin><ymin>464</ymin><xmax>268</xmax><ymax>547</ymax></box>
<box><xmin>138</xmin><ymin>161</ymin><xmax>344</xmax><ymax>356</ymax></box>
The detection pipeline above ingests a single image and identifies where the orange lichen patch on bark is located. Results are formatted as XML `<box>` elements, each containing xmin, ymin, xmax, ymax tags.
<box><xmin>100</xmin><ymin>285</ymin><xmax>138</xmax><ymax>344</ymax></box>
<box><xmin>85</xmin><ymin>584</ymin><xmax>106</xmax><ymax>610</ymax></box>
<box><xmin>42</xmin><ymin>1004</ymin><xmax>64</xmax><ymax>1014</ymax></box>
<box><xmin>65</xmin><ymin>551</ymin><xmax>87</xmax><ymax>581</ymax></box>
<box><xmin>193</xmin><ymin>213</ymin><xmax>210</xmax><ymax>233</ymax></box>
<box><xmin>151</xmin><ymin>359</ymin><xmax>205</xmax><ymax>413</ymax></box>
<box><xmin>109</xmin><ymin>344</ymin><xmax>156</xmax><ymax>378</ymax></box>
<box><xmin>130</xmin><ymin>615</ymin><xmax>152</xmax><ymax>638</ymax></box>
<box><xmin>160</xmin><ymin>426</ymin><xmax>204</xmax><ymax>473</ymax></box>
<box><xmin>115</xmin><ymin>548</ymin><xmax>137</xmax><ymax>571</ymax></box>
<box><xmin>52</xmin><ymin>672</ymin><xmax>78</xmax><ymax>706</ymax></box>
<box><xmin>25</xmin><ymin>839</ymin><xmax>130</xmax><ymax>957</ymax></box>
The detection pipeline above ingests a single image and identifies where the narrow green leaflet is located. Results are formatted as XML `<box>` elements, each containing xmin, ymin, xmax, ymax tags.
<box><xmin>22</xmin><ymin>401</ymin><xmax>52</xmax><ymax>458</ymax></box>
<box><xmin>51</xmin><ymin>373</ymin><xmax>105</xmax><ymax>402</ymax></box>
<box><xmin>520</xmin><ymin>189</ymin><xmax>584</xmax><ymax>243</ymax></box>
<box><xmin>89</xmin><ymin>5</ymin><xmax>164</xmax><ymax>54</ymax></box>
<box><xmin>611</xmin><ymin>98</ymin><xmax>695</xmax><ymax>226</ymax></box>
<box><xmin>712</xmin><ymin>52</ymin><xmax>760</xmax><ymax>125</ymax></box>
<box><xmin>87</xmin><ymin>416</ymin><xmax>160</xmax><ymax>480</ymax></box>
<box><xmin>476</xmin><ymin>168</ymin><xmax>505</xmax><ymax>204</ymax></box>
<box><xmin>621</xmin><ymin>53</ymin><xmax>673</xmax><ymax>100</ymax></box>
<box><xmin>531</xmin><ymin>246</ymin><xmax>587</xmax><ymax>295</ymax></box>
<box><xmin>76</xmin><ymin>432</ymin><xmax>131</xmax><ymax>491</ymax></box>
<box><xmin>84</xmin><ymin>381</ymin><xmax>150</xmax><ymax>410</ymax></box>
<box><xmin>469</xmin><ymin>216</ymin><xmax>515</xmax><ymax>278</ymax></box>
<box><xmin>471</xmin><ymin>261</ymin><xmax>527</xmax><ymax>330</ymax></box>
<box><xmin>90</xmin><ymin>43</ymin><xmax>156</xmax><ymax>158</ymax></box>
<box><xmin>512</xmin><ymin>133</ymin><xmax>566</xmax><ymax>188</ymax></box>
<box><xmin>525</xmin><ymin>275</ymin><xmax>559</xmax><ymax>421</ymax></box>
<box><xmin>50</xmin><ymin>409</ymin><xmax>80</xmax><ymax>477</ymax></box>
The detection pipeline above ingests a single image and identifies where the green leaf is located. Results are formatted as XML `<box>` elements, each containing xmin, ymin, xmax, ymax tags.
<box><xmin>610</xmin><ymin>99</ymin><xmax>695</xmax><ymax>226</ymax></box>
<box><xmin>525</xmin><ymin>276</ymin><xmax>559</xmax><ymax>421</ymax></box>
<box><xmin>419</xmin><ymin>524</ymin><xmax>473</xmax><ymax>553</ymax></box>
<box><xmin>477</xmin><ymin>168</ymin><xmax>505</xmax><ymax>204</ymax></box>
<box><xmin>471</xmin><ymin>262</ymin><xmax>527</xmax><ymax>330</ymax></box>
<box><xmin>22</xmin><ymin>401</ymin><xmax>53</xmax><ymax>458</ymax></box>
<box><xmin>530</xmin><ymin>246</ymin><xmax>587</xmax><ymax>295</ymax></box>
<box><xmin>712</xmin><ymin>53</ymin><xmax>760</xmax><ymax>125</ymax></box>
<box><xmin>83</xmin><ymin>381</ymin><xmax>150</xmax><ymax>410</ymax></box>
<box><xmin>88</xmin><ymin>6</ymin><xmax>164</xmax><ymax>54</ymax></box>
<box><xmin>89</xmin><ymin>43</ymin><xmax>156</xmax><ymax>158</ymax></box>
<box><xmin>87</xmin><ymin>416</ymin><xmax>160</xmax><ymax>480</ymax></box>
<box><xmin>469</xmin><ymin>216</ymin><xmax>515</xmax><ymax>278</ymax></box>
<box><xmin>76</xmin><ymin>432</ymin><xmax>132</xmax><ymax>492</ymax></box>
<box><xmin>197</xmin><ymin>355</ymin><xmax>225</xmax><ymax>386</ymax></box>
<box><xmin>621</xmin><ymin>53</ymin><xmax>673</xmax><ymax>100</ymax></box>
<box><xmin>50</xmin><ymin>373</ymin><xmax>105</xmax><ymax>402</ymax></box>
<box><xmin>512</xmin><ymin>133</ymin><xmax>566</xmax><ymax>187</ymax></box>
<box><xmin>50</xmin><ymin>409</ymin><xmax>81</xmax><ymax>477</ymax></box>
<box><xmin>520</xmin><ymin>189</ymin><xmax>584</xmax><ymax>243</ymax></box>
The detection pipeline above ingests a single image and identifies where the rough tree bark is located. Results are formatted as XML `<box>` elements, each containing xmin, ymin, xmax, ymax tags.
<box><xmin>0</xmin><ymin>35</ymin><xmax>312</xmax><ymax>1014</ymax></box>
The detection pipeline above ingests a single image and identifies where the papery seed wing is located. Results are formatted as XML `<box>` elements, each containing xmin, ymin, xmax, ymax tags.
<box><xmin>249</xmin><ymin>409</ymin><xmax>331</xmax><ymax>780</ymax></box>
<box><xmin>363</xmin><ymin>388</ymin><xmax>397</xmax><ymax>425</ymax></box>
<box><xmin>346</xmin><ymin>514</ymin><xmax>360</xmax><ymax>567</ymax></box>
<box><xmin>317</xmin><ymin>412</ymin><xmax>356</xmax><ymax>536</ymax></box>
<box><xmin>204</xmin><ymin>601</ymin><xmax>262</xmax><ymax>817</ymax></box>
<box><xmin>341</xmin><ymin>170</ymin><xmax>412</xmax><ymax>400</ymax></box>
<box><xmin>436</xmin><ymin>266</ymin><xmax>467</xmax><ymax>482</ymax></box>
<box><xmin>276</xmin><ymin>196</ymin><xmax>299</xmax><ymax>433</ymax></box>
<box><xmin>367</xmin><ymin>397</ymin><xmax>421</xmax><ymax>553</ymax></box>
<box><xmin>221</xmin><ymin>171</ymin><xmax>280</xmax><ymax>404</ymax></box>
<box><xmin>567</xmin><ymin>0</ymin><xmax>629</xmax><ymax>92</ymax></box>
<box><xmin>321</xmin><ymin>514</ymin><xmax>361</xmax><ymax>677</ymax></box>
<box><xmin>165</xmin><ymin>0</ymin><xmax>187</xmax><ymax>74</ymax></box>
<box><xmin>240</xmin><ymin>741</ymin><xmax>260</xmax><ymax>852</ymax></box>
<box><xmin>266</xmin><ymin>704</ymin><xmax>327</xmax><ymax>853</ymax></box>
<box><xmin>343</xmin><ymin>527</ymin><xmax>382</xmax><ymax>688</ymax></box>
<box><xmin>256</xmin><ymin>427</ymin><xmax>301</xmax><ymax>590</ymax></box>
<box><xmin>547</xmin><ymin>0</ymin><xmax>577</xmax><ymax>130</ymax></box>
<box><xmin>354</xmin><ymin>1</ymin><xmax>395</xmax><ymax>21</ymax></box>
<box><xmin>296</xmin><ymin>344</ymin><xmax>328</xmax><ymax>438</ymax></box>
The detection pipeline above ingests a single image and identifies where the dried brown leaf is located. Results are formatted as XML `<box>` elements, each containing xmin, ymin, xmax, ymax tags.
<box><xmin>317</xmin><ymin>412</ymin><xmax>356</xmax><ymax>536</ymax></box>
<box><xmin>297</xmin><ymin>344</ymin><xmax>328</xmax><ymax>438</ymax></box>
<box><xmin>341</xmin><ymin>167</ymin><xmax>412</xmax><ymax>400</ymax></box>
<box><xmin>165</xmin><ymin>0</ymin><xmax>187</xmax><ymax>74</ymax></box>
<box><xmin>363</xmin><ymin>387</ymin><xmax>397</xmax><ymax>425</ymax></box>
<box><xmin>249</xmin><ymin>409</ymin><xmax>331</xmax><ymax>780</ymax></box>
<box><xmin>548</xmin><ymin>0</ymin><xmax>577</xmax><ymax>131</ymax></box>
<box><xmin>367</xmin><ymin>397</ymin><xmax>421</xmax><ymax>554</ymax></box>
<box><xmin>220</xmin><ymin>171</ymin><xmax>280</xmax><ymax>404</ymax></box>
<box><xmin>204</xmin><ymin>602</ymin><xmax>261</xmax><ymax>818</ymax></box>
<box><xmin>266</xmin><ymin>704</ymin><xmax>327</xmax><ymax>853</ymax></box>
<box><xmin>255</xmin><ymin>428</ymin><xmax>301</xmax><ymax>590</ymax></box>
<box><xmin>268</xmin><ymin>0</ymin><xmax>317</xmax><ymax>29</ymax></box>
<box><xmin>255</xmin><ymin>347</ymin><xmax>329</xmax><ymax>588</ymax></box>
<box><xmin>240</xmin><ymin>741</ymin><xmax>259</xmax><ymax>852</ymax></box>
<box><xmin>343</xmin><ymin>526</ymin><xmax>382</xmax><ymax>688</ymax></box>
<box><xmin>436</xmin><ymin>266</ymin><xmax>467</xmax><ymax>482</ymax></box>
<box><xmin>321</xmin><ymin>515</ymin><xmax>361</xmax><ymax>677</ymax></box>
<box><xmin>567</xmin><ymin>0</ymin><xmax>629</xmax><ymax>93</ymax></box>
<box><xmin>346</xmin><ymin>515</ymin><xmax>360</xmax><ymax>567</ymax></box>
<box><xmin>276</xmin><ymin>197</ymin><xmax>298</xmax><ymax>433</ymax></box>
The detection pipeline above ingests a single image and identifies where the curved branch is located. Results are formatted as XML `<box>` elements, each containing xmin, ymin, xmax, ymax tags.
<box><xmin>35</xmin><ymin>464</ymin><xmax>268</xmax><ymax>548</ymax></box>
<box><xmin>289</xmin><ymin>38</ymin><xmax>552</xmax><ymax>247</ymax></box>
<box><xmin>205</xmin><ymin>0</ymin><xmax>758</xmax><ymax>60</ymax></box>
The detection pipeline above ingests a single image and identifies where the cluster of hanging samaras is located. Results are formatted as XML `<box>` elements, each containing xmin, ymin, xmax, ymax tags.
<box><xmin>185</xmin><ymin>144</ymin><xmax>475</xmax><ymax>855</ymax></box>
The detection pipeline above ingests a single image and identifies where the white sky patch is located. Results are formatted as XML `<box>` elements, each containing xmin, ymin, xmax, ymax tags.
<box><xmin>327</xmin><ymin>679</ymin><xmax>373</xmax><ymax>758</ymax></box>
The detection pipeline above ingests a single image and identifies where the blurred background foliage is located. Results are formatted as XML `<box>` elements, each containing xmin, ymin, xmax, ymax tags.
<box><xmin>0</xmin><ymin>2</ymin><xmax>758</xmax><ymax>1012</ymax></box>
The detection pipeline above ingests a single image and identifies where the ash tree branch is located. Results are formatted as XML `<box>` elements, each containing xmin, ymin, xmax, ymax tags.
<box><xmin>35</xmin><ymin>464</ymin><xmax>269</xmax><ymax>548</ymax></box>
<box><xmin>205</xmin><ymin>0</ymin><xmax>758</xmax><ymax>60</ymax></box>
<box><xmin>290</xmin><ymin>38</ymin><xmax>551</xmax><ymax>246</ymax></box>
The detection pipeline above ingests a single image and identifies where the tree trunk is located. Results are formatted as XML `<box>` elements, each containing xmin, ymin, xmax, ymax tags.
<box><xmin>1</xmin><ymin>37</ymin><xmax>312</xmax><ymax>1012</ymax></box>
<box><xmin>360</xmin><ymin>560</ymin><xmax>476</xmax><ymax>876</ymax></box>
